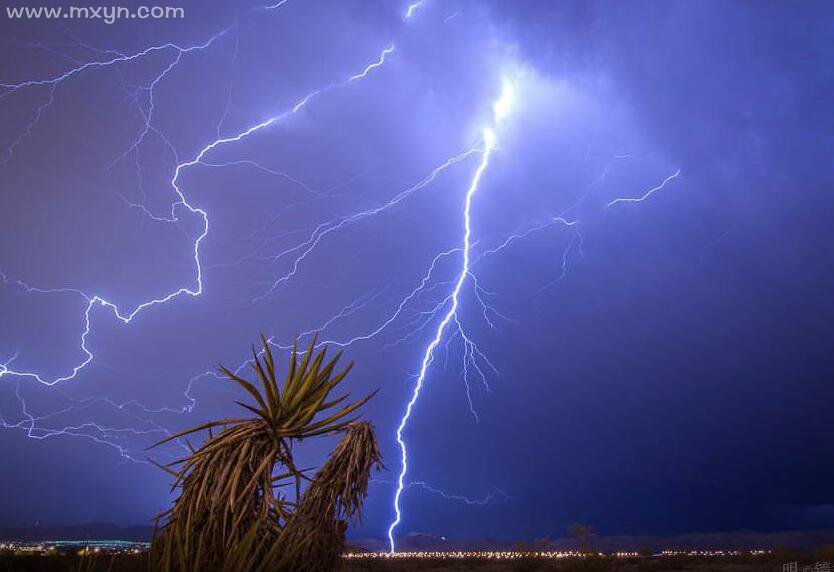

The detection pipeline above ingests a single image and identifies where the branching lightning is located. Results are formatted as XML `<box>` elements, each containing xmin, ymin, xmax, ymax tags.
<box><xmin>373</xmin><ymin>478</ymin><xmax>510</xmax><ymax>507</ymax></box>
<box><xmin>1</xmin><ymin>0</ymin><xmax>685</xmax><ymax>540</ymax></box>
<box><xmin>0</xmin><ymin>4</ymin><xmax>397</xmax><ymax>460</ymax></box>
<box><xmin>407</xmin><ymin>481</ymin><xmax>510</xmax><ymax>506</ymax></box>
<box><xmin>0</xmin><ymin>38</ymin><xmax>396</xmax><ymax>386</ymax></box>
<box><xmin>386</xmin><ymin>81</ymin><xmax>514</xmax><ymax>552</ymax></box>
<box><xmin>255</xmin><ymin>145</ymin><xmax>478</xmax><ymax>300</ymax></box>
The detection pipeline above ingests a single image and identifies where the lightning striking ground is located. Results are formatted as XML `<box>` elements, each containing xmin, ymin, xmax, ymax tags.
<box><xmin>1</xmin><ymin>0</ymin><xmax>686</xmax><ymax>538</ymax></box>
<box><xmin>386</xmin><ymin>80</ymin><xmax>515</xmax><ymax>552</ymax></box>
<box><xmin>387</xmin><ymin>138</ymin><xmax>493</xmax><ymax>551</ymax></box>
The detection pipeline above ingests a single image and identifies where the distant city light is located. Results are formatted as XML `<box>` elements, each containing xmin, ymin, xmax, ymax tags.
<box><xmin>0</xmin><ymin>542</ymin><xmax>778</xmax><ymax>562</ymax></box>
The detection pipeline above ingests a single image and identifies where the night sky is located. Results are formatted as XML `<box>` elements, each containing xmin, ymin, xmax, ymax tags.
<box><xmin>1</xmin><ymin>0</ymin><xmax>833</xmax><ymax>544</ymax></box>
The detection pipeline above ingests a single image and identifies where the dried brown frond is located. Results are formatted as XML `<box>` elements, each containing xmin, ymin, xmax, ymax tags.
<box><xmin>266</xmin><ymin>422</ymin><xmax>382</xmax><ymax>572</ymax></box>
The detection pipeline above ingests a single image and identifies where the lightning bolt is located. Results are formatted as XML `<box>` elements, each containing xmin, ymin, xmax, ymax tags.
<box><xmin>1</xmin><ymin>0</ymin><xmax>687</xmax><ymax>536</ymax></box>
<box><xmin>387</xmin><ymin>79</ymin><xmax>514</xmax><ymax>552</ymax></box>
<box><xmin>606</xmin><ymin>169</ymin><xmax>682</xmax><ymax>207</ymax></box>
<box><xmin>385</xmin><ymin>136</ymin><xmax>491</xmax><ymax>551</ymax></box>
<box><xmin>404</xmin><ymin>1</ymin><xmax>424</xmax><ymax>20</ymax></box>
<box><xmin>383</xmin><ymin>74</ymin><xmax>682</xmax><ymax>549</ymax></box>
<box><xmin>406</xmin><ymin>481</ymin><xmax>510</xmax><ymax>506</ymax></box>
<box><xmin>373</xmin><ymin>478</ymin><xmax>510</xmax><ymax>507</ymax></box>
<box><xmin>0</xmin><ymin>8</ymin><xmax>400</xmax><ymax>462</ymax></box>
<box><xmin>0</xmin><ymin>43</ymin><xmax>396</xmax><ymax>386</ymax></box>
<box><xmin>253</xmin><ymin>145</ymin><xmax>477</xmax><ymax>300</ymax></box>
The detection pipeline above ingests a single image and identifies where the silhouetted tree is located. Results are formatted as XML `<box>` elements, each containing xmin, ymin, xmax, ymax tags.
<box><xmin>150</xmin><ymin>336</ymin><xmax>381</xmax><ymax>572</ymax></box>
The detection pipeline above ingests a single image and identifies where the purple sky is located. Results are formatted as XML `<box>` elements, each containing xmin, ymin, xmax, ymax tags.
<box><xmin>1</xmin><ymin>0</ymin><xmax>833</xmax><ymax>542</ymax></box>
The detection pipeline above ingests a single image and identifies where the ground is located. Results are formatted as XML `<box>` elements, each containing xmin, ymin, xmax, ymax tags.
<box><xmin>1</xmin><ymin>551</ymin><xmax>829</xmax><ymax>571</ymax></box>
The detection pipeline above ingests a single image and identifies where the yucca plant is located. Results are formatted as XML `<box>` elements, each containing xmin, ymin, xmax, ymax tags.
<box><xmin>150</xmin><ymin>336</ymin><xmax>381</xmax><ymax>572</ymax></box>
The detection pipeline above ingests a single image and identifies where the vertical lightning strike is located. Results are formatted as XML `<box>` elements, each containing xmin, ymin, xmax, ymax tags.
<box><xmin>388</xmin><ymin>80</ymin><xmax>514</xmax><ymax>551</ymax></box>
<box><xmin>387</xmin><ymin>136</ymin><xmax>493</xmax><ymax>551</ymax></box>
<box><xmin>2</xmin><ymin>0</ymin><xmax>690</xmax><ymax>525</ymax></box>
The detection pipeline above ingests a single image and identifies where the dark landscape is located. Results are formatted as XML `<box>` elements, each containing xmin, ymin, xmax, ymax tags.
<box><xmin>3</xmin><ymin>529</ymin><xmax>834</xmax><ymax>570</ymax></box>
<box><xmin>5</xmin><ymin>526</ymin><xmax>834</xmax><ymax>552</ymax></box>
